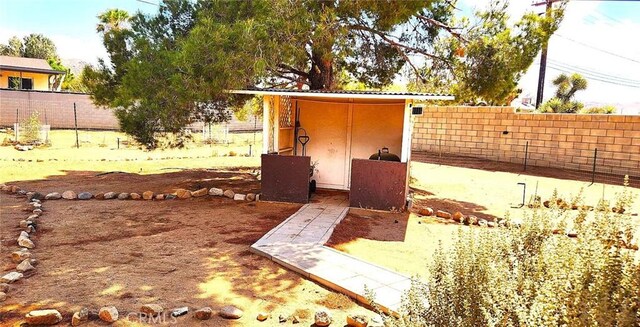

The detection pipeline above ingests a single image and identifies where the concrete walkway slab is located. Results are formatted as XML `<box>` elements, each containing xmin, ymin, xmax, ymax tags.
<box><xmin>251</xmin><ymin>194</ymin><xmax>413</xmax><ymax>315</ymax></box>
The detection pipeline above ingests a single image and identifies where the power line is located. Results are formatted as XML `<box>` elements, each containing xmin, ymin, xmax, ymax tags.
<box><xmin>548</xmin><ymin>59</ymin><xmax>640</xmax><ymax>84</ymax></box>
<box><xmin>554</xmin><ymin>34</ymin><xmax>640</xmax><ymax>64</ymax></box>
<box><xmin>546</xmin><ymin>64</ymin><xmax>640</xmax><ymax>88</ymax></box>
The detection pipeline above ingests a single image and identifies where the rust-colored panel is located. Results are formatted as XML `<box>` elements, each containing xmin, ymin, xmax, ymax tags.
<box><xmin>350</xmin><ymin>159</ymin><xmax>407</xmax><ymax>211</ymax></box>
<box><xmin>261</xmin><ymin>154</ymin><xmax>310</xmax><ymax>203</ymax></box>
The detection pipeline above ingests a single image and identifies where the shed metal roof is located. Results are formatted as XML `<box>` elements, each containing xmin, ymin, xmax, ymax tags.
<box><xmin>0</xmin><ymin>55</ymin><xmax>65</xmax><ymax>75</ymax></box>
<box><xmin>230</xmin><ymin>88</ymin><xmax>454</xmax><ymax>101</ymax></box>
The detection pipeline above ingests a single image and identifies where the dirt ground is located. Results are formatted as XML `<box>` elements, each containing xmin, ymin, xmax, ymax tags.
<box><xmin>0</xmin><ymin>170</ymin><xmax>370</xmax><ymax>326</ymax></box>
<box><xmin>327</xmin><ymin>161</ymin><xmax>640</xmax><ymax>279</ymax></box>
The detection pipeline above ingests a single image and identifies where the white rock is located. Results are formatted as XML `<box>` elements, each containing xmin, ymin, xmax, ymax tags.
<box><xmin>315</xmin><ymin>310</ymin><xmax>332</xmax><ymax>327</ymax></box>
<box><xmin>219</xmin><ymin>305</ymin><xmax>243</xmax><ymax>319</ymax></box>
<box><xmin>209</xmin><ymin>187</ymin><xmax>224</xmax><ymax>196</ymax></box>
<box><xmin>17</xmin><ymin>259</ymin><xmax>35</xmax><ymax>272</ymax></box>
<box><xmin>25</xmin><ymin>309</ymin><xmax>63</xmax><ymax>325</ymax></box>
<box><xmin>233</xmin><ymin>194</ymin><xmax>246</xmax><ymax>201</ymax></box>
<box><xmin>99</xmin><ymin>306</ymin><xmax>119</xmax><ymax>322</ymax></box>
<box><xmin>0</xmin><ymin>272</ymin><xmax>23</xmax><ymax>283</ymax></box>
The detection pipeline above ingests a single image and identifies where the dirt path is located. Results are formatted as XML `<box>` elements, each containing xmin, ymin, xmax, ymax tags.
<box><xmin>0</xmin><ymin>171</ymin><xmax>370</xmax><ymax>326</ymax></box>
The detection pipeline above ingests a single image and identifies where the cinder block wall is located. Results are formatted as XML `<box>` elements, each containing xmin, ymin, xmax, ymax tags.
<box><xmin>0</xmin><ymin>89</ymin><xmax>262</xmax><ymax>131</ymax></box>
<box><xmin>412</xmin><ymin>106</ymin><xmax>640</xmax><ymax>176</ymax></box>
<box><xmin>1</xmin><ymin>89</ymin><xmax>119</xmax><ymax>130</ymax></box>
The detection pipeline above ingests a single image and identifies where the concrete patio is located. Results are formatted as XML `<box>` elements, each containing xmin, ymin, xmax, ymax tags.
<box><xmin>251</xmin><ymin>193</ymin><xmax>412</xmax><ymax>314</ymax></box>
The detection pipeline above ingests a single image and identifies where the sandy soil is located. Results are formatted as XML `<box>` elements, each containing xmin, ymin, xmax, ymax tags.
<box><xmin>0</xmin><ymin>170</ymin><xmax>370</xmax><ymax>326</ymax></box>
<box><xmin>327</xmin><ymin>161</ymin><xmax>640</xmax><ymax>279</ymax></box>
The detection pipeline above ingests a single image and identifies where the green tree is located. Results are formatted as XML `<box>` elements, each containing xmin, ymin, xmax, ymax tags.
<box><xmin>96</xmin><ymin>8</ymin><xmax>130</xmax><ymax>33</ymax></box>
<box><xmin>539</xmin><ymin>73</ymin><xmax>587</xmax><ymax>113</ymax></box>
<box><xmin>0</xmin><ymin>36</ymin><xmax>23</xmax><ymax>56</ymax></box>
<box><xmin>410</xmin><ymin>0</ymin><xmax>565</xmax><ymax>105</ymax></box>
<box><xmin>86</xmin><ymin>0</ymin><xmax>462</xmax><ymax>148</ymax></box>
<box><xmin>22</xmin><ymin>33</ymin><xmax>58</xmax><ymax>60</ymax></box>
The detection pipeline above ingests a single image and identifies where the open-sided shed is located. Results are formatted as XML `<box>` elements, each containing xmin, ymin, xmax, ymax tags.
<box><xmin>232</xmin><ymin>89</ymin><xmax>453</xmax><ymax>210</ymax></box>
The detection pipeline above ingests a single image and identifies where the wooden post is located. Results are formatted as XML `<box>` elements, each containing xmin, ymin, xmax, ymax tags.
<box><xmin>74</xmin><ymin>102</ymin><xmax>79</xmax><ymax>149</ymax></box>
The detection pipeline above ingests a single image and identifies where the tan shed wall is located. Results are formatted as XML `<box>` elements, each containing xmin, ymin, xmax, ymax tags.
<box><xmin>412</xmin><ymin>106</ymin><xmax>640</xmax><ymax>176</ymax></box>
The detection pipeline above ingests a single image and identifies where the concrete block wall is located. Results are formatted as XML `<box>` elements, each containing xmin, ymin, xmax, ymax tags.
<box><xmin>412</xmin><ymin>106</ymin><xmax>640</xmax><ymax>176</ymax></box>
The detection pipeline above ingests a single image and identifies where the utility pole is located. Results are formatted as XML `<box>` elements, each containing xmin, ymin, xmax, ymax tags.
<box><xmin>533</xmin><ymin>0</ymin><xmax>556</xmax><ymax>109</ymax></box>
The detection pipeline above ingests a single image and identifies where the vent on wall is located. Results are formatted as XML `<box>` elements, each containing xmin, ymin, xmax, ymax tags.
<box><xmin>411</xmin><ymin>106</ymin><xmax>424</xmax><ymax>116</ymax></box>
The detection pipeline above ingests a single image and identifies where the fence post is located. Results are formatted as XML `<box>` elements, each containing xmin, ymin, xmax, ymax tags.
<box><xmin>74</xmin><ymin>102</ymin><xmax>79</xmax><ymax>149</ymax></box>
<box><xmin>524</xmin><ymin>141</ymin><xmax>529</xmax><ymax>171</ymax></box>
<box><xmin>14</xmin><ymin>108</ymin><xmax>19</xmax><ymax>142</ymax></box>
<box><xmin>591</xmin><ymin>148</ymin><xmax>598</xmax><ymax>185</ymax></box>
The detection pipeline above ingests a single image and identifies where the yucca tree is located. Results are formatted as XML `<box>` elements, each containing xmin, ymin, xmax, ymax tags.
<box><xmin>553</xmin><ymin>72</ymin><xmax>587</xmax><ymax>103</ymax></box>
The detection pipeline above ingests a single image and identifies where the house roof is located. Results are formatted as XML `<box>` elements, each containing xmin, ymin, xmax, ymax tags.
<box><xmin>230</xmin><ymin>88</ymin><xmax>454</xmax><ymax>101</ymax></box>
<box><xmin>0</xmin><ymin>55</ymin><xmax>65</xmax><ymax>75</ymax></box>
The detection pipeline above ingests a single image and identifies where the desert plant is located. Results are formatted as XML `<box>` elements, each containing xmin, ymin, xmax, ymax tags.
<box><xmin>580</xmin><ymin>105</ymin><xmax>616</xmax><ymax>114</ymax></box>
<box><xmin>381</xmin><ymin>177</ymin><xmax>639</xmax><ymax>327</ymax></box>
<box><xmin>21</xmin><ymin>112</ymin><xmax>42</xmax><ymax>144</ymax></box>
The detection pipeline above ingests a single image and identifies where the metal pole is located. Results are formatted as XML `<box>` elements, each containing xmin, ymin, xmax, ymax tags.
<box><xmin>534</xmin><ymin>0</ymin><xmax>553</xmax><ymax>109</ymax></box>
<box><xmin>15</xmin><ymin>108</ymin><xmax>19</xmax><ymax>142</ymax></box>
<box><xmin>74</xmin><ymin>102</ymin><xmax>79</xmax><ymax>149</ymax></box>
<box><xmin>117</xmin><ymin>137</ymin><xmax>120</xmax><ymax>149</ymax></box>
<box><xmin>524</xmin><ymin>141</ymin><xmax>529</xmax><ymax>171</ymax></box>
<box><xmin>591</xmin><ymin>148</ymin><xmax>598</xmax><ymax>185</ymax></box>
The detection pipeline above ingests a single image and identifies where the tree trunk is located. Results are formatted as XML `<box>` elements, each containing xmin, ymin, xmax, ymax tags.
<box><xmin>308</xmin><ymin>53</ymin><xmax>334</xmax><ymax>90</ymax></box>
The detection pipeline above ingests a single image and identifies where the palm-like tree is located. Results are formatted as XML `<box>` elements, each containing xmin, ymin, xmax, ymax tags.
<box><xmin>96</xmin><ymin>9</ymin><xmax>130</xmax><ymax>34</ymax></box>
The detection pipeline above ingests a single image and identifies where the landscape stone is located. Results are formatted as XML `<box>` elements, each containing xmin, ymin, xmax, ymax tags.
<box><xmin>72</xmin><ymin>307</ymin><xmax>89</xmax><ymax>326</ymax></box>
<box><xmin>20</xmin><ymin>220</ymin><xmax>28</xmax><ymax>228</ymax></box>
<box><xmin>45</xmin><ymin>192</ymin><xmax>62</xmax><ymax>200</ymax></box>
<box><xmin>155</xmin><ymin>194</ymin><xmax>165</xmax><ymax>200</ymax></box>
<box><xmin>175</xmin><ymin>189</ymin><xmax>191</xmax><ymax>199</ymax></box>
<box><xmin>452</xmin><ymin>212</ymin><xmax>464</xmax><ymax>222</ymax></box>
<box><xmin>257</xmin><ymin>312</ymin><xmax>269</xmax><ymax>321</ymax></box>
<box><xmin>347</xmin><ymin>315</ymin><xmax>369</xmax><ymax>327</ymax></box>
<box><xmin>0</xmin><ymin>291</ymin><xmax>6</xmax><ymax>302</ymax></box>
<box><xmin>478</xmin><ymin>219</ymin><xmax>488</xmax><ymax>227</ymax></box>
<box><xmin>18</xmin><ymin>236</ymin><xmax>35</xmax><ymax>249</ymax></box>
<box><xmin>10</xmin><ymin>185</ymin><xmax>20</xmax><ymax>193</ymax></box>
<box><xmin>141</xmin><ymin>304</ymin><xmax>164</xmax><ymax>316</ymax></box>
<box><xmin>11</xmin><ymin>250</ymin><xmax>31</xmax><ymax>263</ymax></box>
<box><xmin>117</xmin><ymin>193</ymin><xmax>130</xmax><ymax>200</ymax></box>
<box><xmin>143</xmin><ymin>191</ymin><xmax>154</xmax><ymax>200</ymax></box>
<box><xmin>27</xmin><ymin>225</ymin><xmax>36</xmax><ymax>233</ymax></box>
<box><xmin>27</xmin><ymin>214</ymin><xmax>39</xmax><ymax>221</ymax></box>
<box><xmin>165</xmin><ymin>194</ymin><xmax>176</xmax><ymax>200</ymax></box>
<box><xmin>246</xmin><ymin>193</ymin><xmax>256</xmax><ymax>201</ymax></box>
<box><xmin>95</xmin><ymin>192</ymin><xmax>105</xmax><ymax>200</ymax></box>
<box><xmin>99</xmin><ymin>306</ymin><xmax>119</xmax><ymax>322</ymax></box>
<box><xmin>219</xmin><ymin>305</ymin><xmax>243</xmax><ymax>319</ymax></box>
<box><xmin>209</xmin><ymin>188</ymin><xmax>224</xmax><ymax>196</ymax></box>
<box><xmin>170</xmin><ymin>307</ymin><xmax>189</xmax><ymax>317</ymax></box>
<box><xmin>16</xmin><ymin>259</ymin><xmax>35</xmax><ymax>272</ymax></box>
<box><xmin>62</xmin><ymin>190</ymin><xmax>77</xmax><ymax>200</ymax></box>
<box><xmin>419</xmin><ymin>207</ymin><xmax>434</xmax><ymax>216</ymax></box>
<box><xmin>0</xmin><ymin>283</ymin><xmax>9</xmax><ymax>292</ymax></box>
<box><xmin>223</xmin><ymin>190</ymin><xmax>235</xmax><ymax>199</ymax></box>
<box><xmin>31</xmin><ymin>202</ymin><xmax>42</xmax><ymax>209</ymax></box>
<box><xmin>194</xmin><ymin>307</ymin><xmax>213</xmax><ymax>320</ymax></box>
<box><xmin>33</xmin><ymin>208</ymin><xmax>43</xmax><ymax>215</ymax></box>
<box><xmin>25</xmin><ymin>309</ymin><xmax>63</xmax><ymax>325</ymax></box>
<box><xmin>191</xmin><ymin>188</ymin><xmax>208</xmax><ymax>197</ymax></box>
<box><xmin>28</xmin><ymin>192</ymin><xmax>44</xmax><ymax>201</ymax></box>
<box><xmin>436</xmin><ymin>210</ymin><xmax>452</xmax><ymax>219</ymax></box>
<box><xmin>315</xmin><ymin>310</ymin><xmax>332</xmax><ymax>327</ymax></box>
<box><xmin>130</xmin><ymin>193</ymin><xmax>142</xmax><ymax>200</ymax></box>
<box><xmin>0</xmin><ymin>272</ymin><xmax>23</xmax><ymax>283</ymax></box>
<box><xmin>104</xmin><ymin>192</ymin><xmax>118</xmax><ymax>199</ymax></box>
<box><xmin>256</xmin><ymin>193</ymin><xmax>261</xmax><ymax>201</ymax></box>
<box><xmin>233</xmin><ymin>194</ymin><xmax>246</xmax><ymax>201</ymax></box>
<box><xmin>78</xmin><ymin>192</ymin><xmax>93</xmax><ymax>200</ymax></box>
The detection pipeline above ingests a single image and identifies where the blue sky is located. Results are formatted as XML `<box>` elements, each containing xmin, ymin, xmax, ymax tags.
<box><xmin>1</xmin><ymin>0</ymin><xmax>638</xmax><ymax>110</ymax></box>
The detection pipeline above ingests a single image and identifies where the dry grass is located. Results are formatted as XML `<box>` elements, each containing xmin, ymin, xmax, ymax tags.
<box><xmin>315</xmin><ymin>292</ymin><xmax>356</xmax><ymax>310</ymax></box>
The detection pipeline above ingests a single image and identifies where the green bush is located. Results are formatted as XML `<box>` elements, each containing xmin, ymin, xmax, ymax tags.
<box><xmin>21</xmin><ymin>112</ymin><xmax>42</xmax><ymax>144</ymax></box>
<box><xmin>580</xmin><ymin>105</ymin><xmax>616</xmax><ymax>114</ymax></box>
<box><xmin>383</xmin><ymin>178</ymin><xmax>639</xmax><ymax>326</ymax></box>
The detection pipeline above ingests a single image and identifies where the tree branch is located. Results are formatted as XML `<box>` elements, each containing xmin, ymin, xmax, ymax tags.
<box><xmin>276</xmin><ymin>63</ymin><xmax>309</xmax><ymax>78</ymax></box>
<box><xmin>416</xmin><ymin>15</ymin><xmax>467</xmax><ymax>42</ymax></box>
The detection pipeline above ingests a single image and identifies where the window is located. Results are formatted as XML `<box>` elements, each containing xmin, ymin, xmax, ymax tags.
<box><xmin>8</xmin><ymin>77</ymin><xmax>33</xmax><ymax>90</ymax></box>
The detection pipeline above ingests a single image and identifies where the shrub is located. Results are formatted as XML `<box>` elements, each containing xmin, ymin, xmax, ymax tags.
<box><xmin>21</xmin><ymin>111</ymin><xmax>42</xmax><ymax>144</ymax></box>
<box><xmin>382</xmin><ymin>177</ymin><xmax>639</xmax><ymax>327</ymax></box>
<box><xmin>580</xmin><ymin>105</ymin><xmax>616</xmax><ymax>114</ymax></box>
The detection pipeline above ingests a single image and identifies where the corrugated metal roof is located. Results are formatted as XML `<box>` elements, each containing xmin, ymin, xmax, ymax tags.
<box><xmin>230</xmin><ymin>88</ymin><xmax>454</xmax><ymax>101</ymax></box>
<box><xmin>0</xmin><ymin>55</ymin><xmax>65</xmax><ymax>75</ymax></box>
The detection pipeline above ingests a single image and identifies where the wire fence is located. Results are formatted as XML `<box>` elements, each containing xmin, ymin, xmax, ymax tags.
<box><xmin>412</xmin><ymin>148</ymin><xmax>640</xmax><ymax>189</ymax></box>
